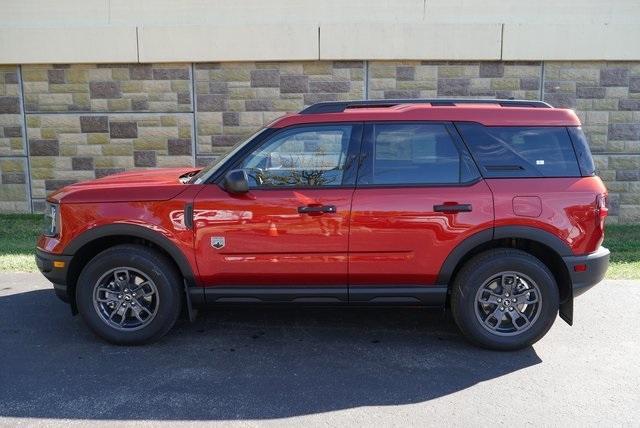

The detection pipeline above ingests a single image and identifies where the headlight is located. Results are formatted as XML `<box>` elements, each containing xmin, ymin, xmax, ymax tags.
<box><xmin>42</xmin><ymin>202</ymin><xmax>60</xmax><ymax>237</ymax></box>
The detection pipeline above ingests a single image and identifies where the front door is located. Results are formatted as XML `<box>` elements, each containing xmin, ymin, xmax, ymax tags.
<box><xmin>194</xmin><ymin>123</ymin><xmax>362</xmax><ymax>289</ymax></box>
<box><xmin>348</xmin><ymin>122</ymin><xmax>494</xmax><ymax>292</ymax></box>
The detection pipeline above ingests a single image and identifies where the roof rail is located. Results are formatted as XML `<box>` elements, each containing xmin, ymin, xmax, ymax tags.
<box><xmin>299</xmin><ymin>98</ymin><xmax>553</xmax><ymax>114</ymax></box>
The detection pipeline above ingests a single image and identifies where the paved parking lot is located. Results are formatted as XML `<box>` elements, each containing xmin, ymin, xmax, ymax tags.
<box><xmin>0</xmin><ymin>273</ymin><xmax>638</xmax><ymax>427</ymax></box>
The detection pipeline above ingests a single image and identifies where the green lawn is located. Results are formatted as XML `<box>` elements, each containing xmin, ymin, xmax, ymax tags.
<box><xmin>0</xmin><ymin>214</ymin><xmax>638</xmax><ymax>279</ymax></box>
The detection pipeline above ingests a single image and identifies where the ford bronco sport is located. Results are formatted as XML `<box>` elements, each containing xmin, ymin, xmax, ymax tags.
<box><xmin>36</xmin><ymin>99</ymin><xmax>609</xmax><ymax>350</ymax></box>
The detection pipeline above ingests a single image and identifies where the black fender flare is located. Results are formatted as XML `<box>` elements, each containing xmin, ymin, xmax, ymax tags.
<box><xmin>63</xmin><ymin>223</ymin><xmax>198</xmax><ymax>286</ymax></box>
<box><xmin>437</xmin><ymin>225</ymin><xmax>573</xmax><ymax>285</ymax></box>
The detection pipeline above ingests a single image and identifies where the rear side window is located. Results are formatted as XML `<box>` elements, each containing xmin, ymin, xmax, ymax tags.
<box><xmin>358</xmin><ymin>123</ymin><xmax>477</xmax><ymax>185</ymax></box>
<box><xmin>567</xmin><ymin>127</ymin><xmax>596</xmax><ymax>176</ymax></box>
<box><xmin>456</xmin><ymin>123</ymin><xmax>581</xmax><ymax>178</ymax></box>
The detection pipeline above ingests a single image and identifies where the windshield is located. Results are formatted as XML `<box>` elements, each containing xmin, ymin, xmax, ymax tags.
<box><xmin>190</xmin><ymin>128</ymin><xmax>268</xmax><ymax>184</ymax></box>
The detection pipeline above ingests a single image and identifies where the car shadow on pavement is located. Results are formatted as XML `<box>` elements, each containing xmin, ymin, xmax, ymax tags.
<box><xmin>0</xmin><ymin>288</ymin><xmax>541</xmax><ymax>421</ymax></box>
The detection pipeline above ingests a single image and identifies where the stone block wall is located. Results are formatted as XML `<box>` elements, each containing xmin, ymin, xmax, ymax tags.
<box><xmin>0</xmin><ymin>60</ymin><xmax>638</xmax><ymax>223</ymax></box>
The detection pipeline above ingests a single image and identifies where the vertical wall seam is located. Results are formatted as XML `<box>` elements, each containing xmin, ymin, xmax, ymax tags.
<box><xmin>17</xmin><ymin>65</ymin><xmax>33</xmax><ymax>213</ymax></box>
<box><xmin>364</xmin><ymin>60</ymin><xmax>369</xmax><ymax>100</ymax></box>
<box><xmin>135</xmin><ymin>27</ymin><xmax>140</xmax><ymax>63</ymax></box>
<box><xmin>539</xmin><ymin>61</ymin><xmax>545</xmax><ymax>101</ymax></box>
<box><xmin>499</xmin><ymin>23</ymin><xmax>504</xmax><ymax>60</ymax></box>
<box><xmin>317</xmin><ymin>26</ymin><xmax>321</xmax><ymax>60</ymax></box>
<box><xmin>190</xmin><ymin>63</ymin><xmax>197</xmax><ymax>167</ymax></box>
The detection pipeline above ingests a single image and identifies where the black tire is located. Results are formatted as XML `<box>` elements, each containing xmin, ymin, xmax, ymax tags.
<box><xmin>76</xmin><ymin>244</ymin><xmax>182</xmax><ymax>345</ymax></box>
<box><xmin>451</xmin><ymin>249</ymin><xmax>559</xmax><ymax>351</ymax></box>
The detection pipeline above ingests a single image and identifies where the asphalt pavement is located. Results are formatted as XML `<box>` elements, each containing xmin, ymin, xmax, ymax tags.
<box><xmin>0</xmin><ymin>273</ymin><xmax>638</xmax><ymax>427</ymax></box>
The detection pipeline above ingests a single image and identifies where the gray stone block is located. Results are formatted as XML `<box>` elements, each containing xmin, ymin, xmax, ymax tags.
<box><xmin>0</xmin><ymin>97</ymin><xmax>20</xmax><ymax>114</ymax></box>
<box><xmin>109</xmin><ymin>121</ymin><xmax>138</xmax><ymax>139</ymax></box>
<box><xmin>134</xmin><ymin>150</ymin><xmax>157</xmax><ymax>167</ymax></box>
<box><xmin>250</xmin><ymin>69</ymin><xmax>280</xmax><ymax>88</ymax></box>
<box><xmin>608</xmin><ymin>123</ymin><xmax>640</xmax><ymax>140</ymax></box>
<box><xmin>280</xmin><ymin>75</ymin><xmax>309</xmax><ymax>93</ymax></box>
<box><xmin>197</xmin><ymin>94</ymin><xmax>227</xmax><ymax>111</ymax></box>
<box><xmin>89</xmin><ymin>81</ymin><xmax>122</xmax><ymax>99</ymax></box>
<box><xmin>80</xmin><ymin>116</ymin><xmax>109</xmax><ymax>133</ymax></box>
<box><xmin>600</xmin><ymin>68</ymin><xmax>629</xmax><ymax>86</ymax></box>
<box><xmin>72</xmin><ymin>157</ymin><xmax>94</xmax><ymax>170</ymax></box>
<box><xmin>29</xmin><ymin>139</ymin><xmax>59</xmax><ymax>156</ymax></box>
<box><xmin>479</xmin><ymin>62</ymin><xmax>504</xmax><ymax>78</ymax></box>
<box><xmin>309</xmin><ymin>81</ymin><xmax>350</xmax><ymax>93</ymax></box>
<box><xmin>168</xmin><ymin>138</ymin><xmax>192</xmax><ymax>155</ymax></box>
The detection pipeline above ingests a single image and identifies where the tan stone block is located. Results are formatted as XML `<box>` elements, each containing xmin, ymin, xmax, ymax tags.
<box><xmin>76</xmin><ymin>144</ymin><xmax>102</xmax><ymax>156</ymax></box>
<box><xmin>222</xmin><ymin>66</ymin><xmax>252</xmax><ymax>82</ymax></box>
<box><xmin>102</xmin><ymin>143</ymin><xmax>133</xmax><ymax>156</ymax></box>
<box><xmin>72</xmin><ymin>93</ymin><xmax>91</xmax><ymax>108</ymax></box>
<box><xmin>397</xmin><ymin>81</ymin><xmax>437</xmax><ymax>90</ymax></box>
<box><xmin>148</xmin><ymin>101</ymin><xmax>177</xmax><ymax>112</ymax></box>
<box><xmin>22</xmin><ymin>81</ymin><xmax>49</xmax><ymax>93</ymax></box>
<box><xmin>503</xmin><ymin>65</ymin><xmax>537</xmax><ymax>78</ymax></box>
<box><xmin>302</xmin><ymin>62</ymin><xmax>331</xmax><ymax>76</ymax></box>
<box><xmin>279</xmin><ymin>63</ymin><xmax>304</xmax><ymax>75</ymax></box>
<box><xmin>605</xmin><ymin>87</ymin><xmax>628</xmax><ymax>98</ymax></box>
<box><xmin>369</xmin><ymin>64</ymin><xmax>396</xmax><ymax>79</ymax></box>
<box><xmin>558</xmin><ymin>67</ymin><xmax>599</xmax><ymax>82</ymax></box>
<box><xmin>90</xmin><ymin>99</ymin><xmax>109</xmax><ymax>111</ymax></box>
<box><xmin>491</xmin><ymin>78</ymin><xmax>520</xmax><ymax>91</ymax></box>
<box><xmin>22</xmin><ymin>68</ymin><xmax>48</xmax><ymax>82</ymax></box>
<box><xmin>31</xmin><ymin>167</ymin><xmax>54</xmax><ymax>180</ymax></box>
<box><xmin>143</xmin><ymin>81</ymin><xmax>172</xmax><ymax>93</ymax></box>
<box><xmin>228</xmin><ymin>87</ymin><xmax>257</xmax><ymax>99</ymax></box>
<box><xmin>48</xmin><ymin>83</ymin><xmax>88</xmax><ymax>94</ymax></box>
<box><xmin>160</xmin><ymin>116</ymin><xmax>177</xmax><ymax>127</ymax></box>
<box><xmin>369</xmin><ymin>78</ymin><xmax>395</xmax><ymax>91</ymax></box>
<box><xmin>60</xmin><ymin>143</ymin><xmax>77</xmax><ymax>156</ymax></box>
<box><xmin>178</xmin><ymin>127</ymin><xmax>192</xmax><ymax>139</ymax></box>
<box><xmin>10</xmin><ymin>138</ymin><xmax>24</xmax><ymax>152</ymax></box>
<box><xmin>88</xmin><ymin>68</ymin><xmax>112</xmax><ymax>81</ymax></box>
<box><xmin>0</xmin><ymin>159</ymin><xmax>24</xmax><ymax>172</ymax></box>
<box><xmin>438</xmin><ymin>66</ymin><xmax>465</xmax><ymax>78</ymax></box>
<box><xmin>41</xmin><ymin>128</ymin><xmax>58</xmax><ymax>139</ymax></box>
<box><xmin>87</xmin><ymin>133</ymin><xmax>110</xmax><ymax>145</ymax></box>
<box><xmin>111</xmin><ymin>68</ymin><xmax>130</xmax><ymax>81</ymax></box>
<box><xmin>108</xmin><ymin>98</ymin><xmax>131</xmax><ymax>111</ymax></box>
<box><xmin>592</xmin><ymin>99</ymin><xmax>619</xmax><ymax>110</ymax></box>
<box><xmin>272</xmin><ymin>99</ymin><xmax>304</xmax><ymax>111</ymax></box>
<box><xmin>157</xmin><ymin>156</ymin><xmax>192</xmax><ymax>168</ymax></box>
<box><xmin>121</xmin><ymin>80</ymin><xmax>144</xmax><ymax>93</ymax></box>
<box><xmin>67</xmin><ymin>69</ymin><xmax>88</xmax><ymax>83</ymax></box>
<box><xmin>227</xmin><ymin>99</ymin><xmax>244</xmax><ymax>111</ymax></box>
<box><xmin>137</xmin><ymin>126</ymin><xmax>178</xmax><ymax>139</ymax></box>
<box><xmin>171</xmin><ymin>80</ymin><xmax>190</xmax><ymax>92</ymax></box>
<box><xmin>94</xmin><ymin>157</ymin><xmax>115</xmax><ymax>168</ymax></box>
<box><xmin>133</xmin><ymin>138</ymin><xmax>167</xmax><ymax>150</ymax></box>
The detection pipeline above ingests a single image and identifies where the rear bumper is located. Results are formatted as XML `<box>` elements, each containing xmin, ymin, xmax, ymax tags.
<box><xmin>36</xmin><ymin>248</ymin><xmax>72</xmax><ymax>303</ymax></box>
<box><xmin>563</xmin><ymin>246</ymin><xmax>610</xmax><ymax>298</ymax></box>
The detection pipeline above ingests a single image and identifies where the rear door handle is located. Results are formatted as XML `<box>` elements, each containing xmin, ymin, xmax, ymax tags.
<box><xmin>433</xmin><ymin>203</ymin><xmax>472</xmax><ymax>213</ymax></box>
<box><xmin>298</xmin><ymin>205</ymin><xmax>337</xmax><ymax>214</ymax></box>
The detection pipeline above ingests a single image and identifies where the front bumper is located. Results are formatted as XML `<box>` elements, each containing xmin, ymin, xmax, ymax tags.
<box><xmin>563</xmin><ymin>246</ymin><xmax>610</xmax><ymax>298</ymax></box>
<box><xmin>36</xmin><ymin>248</ymin><xmax>72</xmax><ymax>303</ymax></box>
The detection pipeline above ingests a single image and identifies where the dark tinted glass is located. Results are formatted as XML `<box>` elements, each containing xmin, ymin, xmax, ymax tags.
<box><xmin>567</xmin><ymin>127</ymin><xmax>596</xmax><ymax>176</ymax></box>
<box><xmin>239</xmin><ymin>125</ymin><xmax>352</xmax><ymax>188</ymax></box>
<box><xmin>362</xmin><ymin>123</ymin><xmax>463</xmax><ymax>185</ymax></box>
<box><xmin>456</xmin><ymin>123</ymin><xmax>581</xmax><ymax>178</ymax></box>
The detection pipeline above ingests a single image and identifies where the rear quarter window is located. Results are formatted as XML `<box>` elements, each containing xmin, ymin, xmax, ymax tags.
<box><xmin>455</xmin><ymin>123</ymin><xmax>581</xmax><ymax>178</ymax></box>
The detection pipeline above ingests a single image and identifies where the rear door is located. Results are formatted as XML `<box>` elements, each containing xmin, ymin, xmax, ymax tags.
<box><xmin>348</xmin><ymin>122</ymin><xmax>494</xmax><ymax>294</ymax></box>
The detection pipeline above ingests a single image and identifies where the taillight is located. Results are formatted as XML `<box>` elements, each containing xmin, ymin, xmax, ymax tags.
<box><xmin>595</xmin><ymin>194</ymin><xmax>608</xmax><ymax>228</ymax></box>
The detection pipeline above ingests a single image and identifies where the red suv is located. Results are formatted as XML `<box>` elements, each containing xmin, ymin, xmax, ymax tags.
<box><xmin>36</xmin><ymin>99</ymin><xmax>609</xmax><ymax>350</ymax></box>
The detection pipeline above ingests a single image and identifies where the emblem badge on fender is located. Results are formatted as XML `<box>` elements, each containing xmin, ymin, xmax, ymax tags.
<box><xmin>211</xmin><ymin>236</ymin><xmax>225</xmax><ymax>249</ymax></box>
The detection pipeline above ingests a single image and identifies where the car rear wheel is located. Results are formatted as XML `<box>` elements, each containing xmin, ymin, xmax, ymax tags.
<box><xmin>76</xmin><ymin>244</ymin><xmax>182</xmax><ymax>345</ymax></box>
<box><xmin>451</xmin><ymin>249</ymin><xmax>559</xmax><ymax>351</ymax></box>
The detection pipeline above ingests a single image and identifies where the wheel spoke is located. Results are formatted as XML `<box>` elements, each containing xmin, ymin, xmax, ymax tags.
<box><xmin>515</xmin><ymin>289</ymin><xmax>539</xmax><ymax>305</ymax></box>
<box><xmin>108</xmin><ymin>301</ymin><xmax>124</xmax><ymax>320</ymax></box>
<box><xmin>119</xmin><ymin>306</ymin><xmax>129</xmax><ymax>326</ymax></box>
<box><xmin>509</xmin><ymin>308</ymin><xmax>531</xmax><ymax>330</ymax></box>
<box><xmin>484</xmin><ymin>307</ymin><xmax>505</xmax><ymax>329</ymax></box>
<box><xmin>131</xmin><ymin>281</ymin><xmax>154</xmax><ymax>298</ymax></box>
<box><xmin>114</xmin><ymin>269</ymin><xmax>131</xmax><ymax>290</ymax></box>
<box><xmin>501</xmin><ymin>274</ymin><xmax>517</xmax><ymax>295</ymax></box>
<box><xmin>479</xmin><ymin>290</ymin><xmax>502</xmax><ymax>305</ymax></box>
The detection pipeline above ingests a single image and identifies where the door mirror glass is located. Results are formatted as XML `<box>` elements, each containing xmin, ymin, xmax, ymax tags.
<box><xmin>223</xmin><ymin>169</ymin><xmax>249</xmax><ymax>194</ymax></box>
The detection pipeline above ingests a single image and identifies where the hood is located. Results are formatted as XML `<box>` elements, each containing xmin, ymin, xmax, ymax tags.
<box><xmin>48</xmin><ymin>167</ymin><xmax>201</xmax><ymax>204</ymax></box>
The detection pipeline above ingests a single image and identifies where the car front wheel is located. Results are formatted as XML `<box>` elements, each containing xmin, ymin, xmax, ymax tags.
<box><xmin>76</xmin><ymin>244</ymin><xmax>182</xmax><ymax>345</ymax></box>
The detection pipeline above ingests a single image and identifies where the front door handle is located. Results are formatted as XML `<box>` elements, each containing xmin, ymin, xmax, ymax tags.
<box><xmin>298</xmin><ymin>205</ymin><xmax>337</xmax><ymax>215</ymax></box>
<box><xmin>433</xmin><ymin>203</ymin><xmax>472</xmax><ymax>213</ymax></box>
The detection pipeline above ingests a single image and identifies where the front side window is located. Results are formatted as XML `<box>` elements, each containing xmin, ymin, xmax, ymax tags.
<box><xmin>358</xmin><ymin>123</ymin><xmax>471</xmax><ymax>185</ymax></box>
<box><xmin>238</xmin><ymin>125</ymin><xmax>353</xmax><ymax>188</ymax></box>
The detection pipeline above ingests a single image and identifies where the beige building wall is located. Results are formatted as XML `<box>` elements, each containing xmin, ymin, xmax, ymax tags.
<box><xmin>1</xmin><ymin>1</ymin><xmax>640</xmax><ymax>63</ymax></box>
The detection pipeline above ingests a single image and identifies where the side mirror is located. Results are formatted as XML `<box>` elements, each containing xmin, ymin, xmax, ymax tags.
<box><xmin>223</xmin><ymin>169</ymin><xmax>249</xmax><ymax>194</ymax></box>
